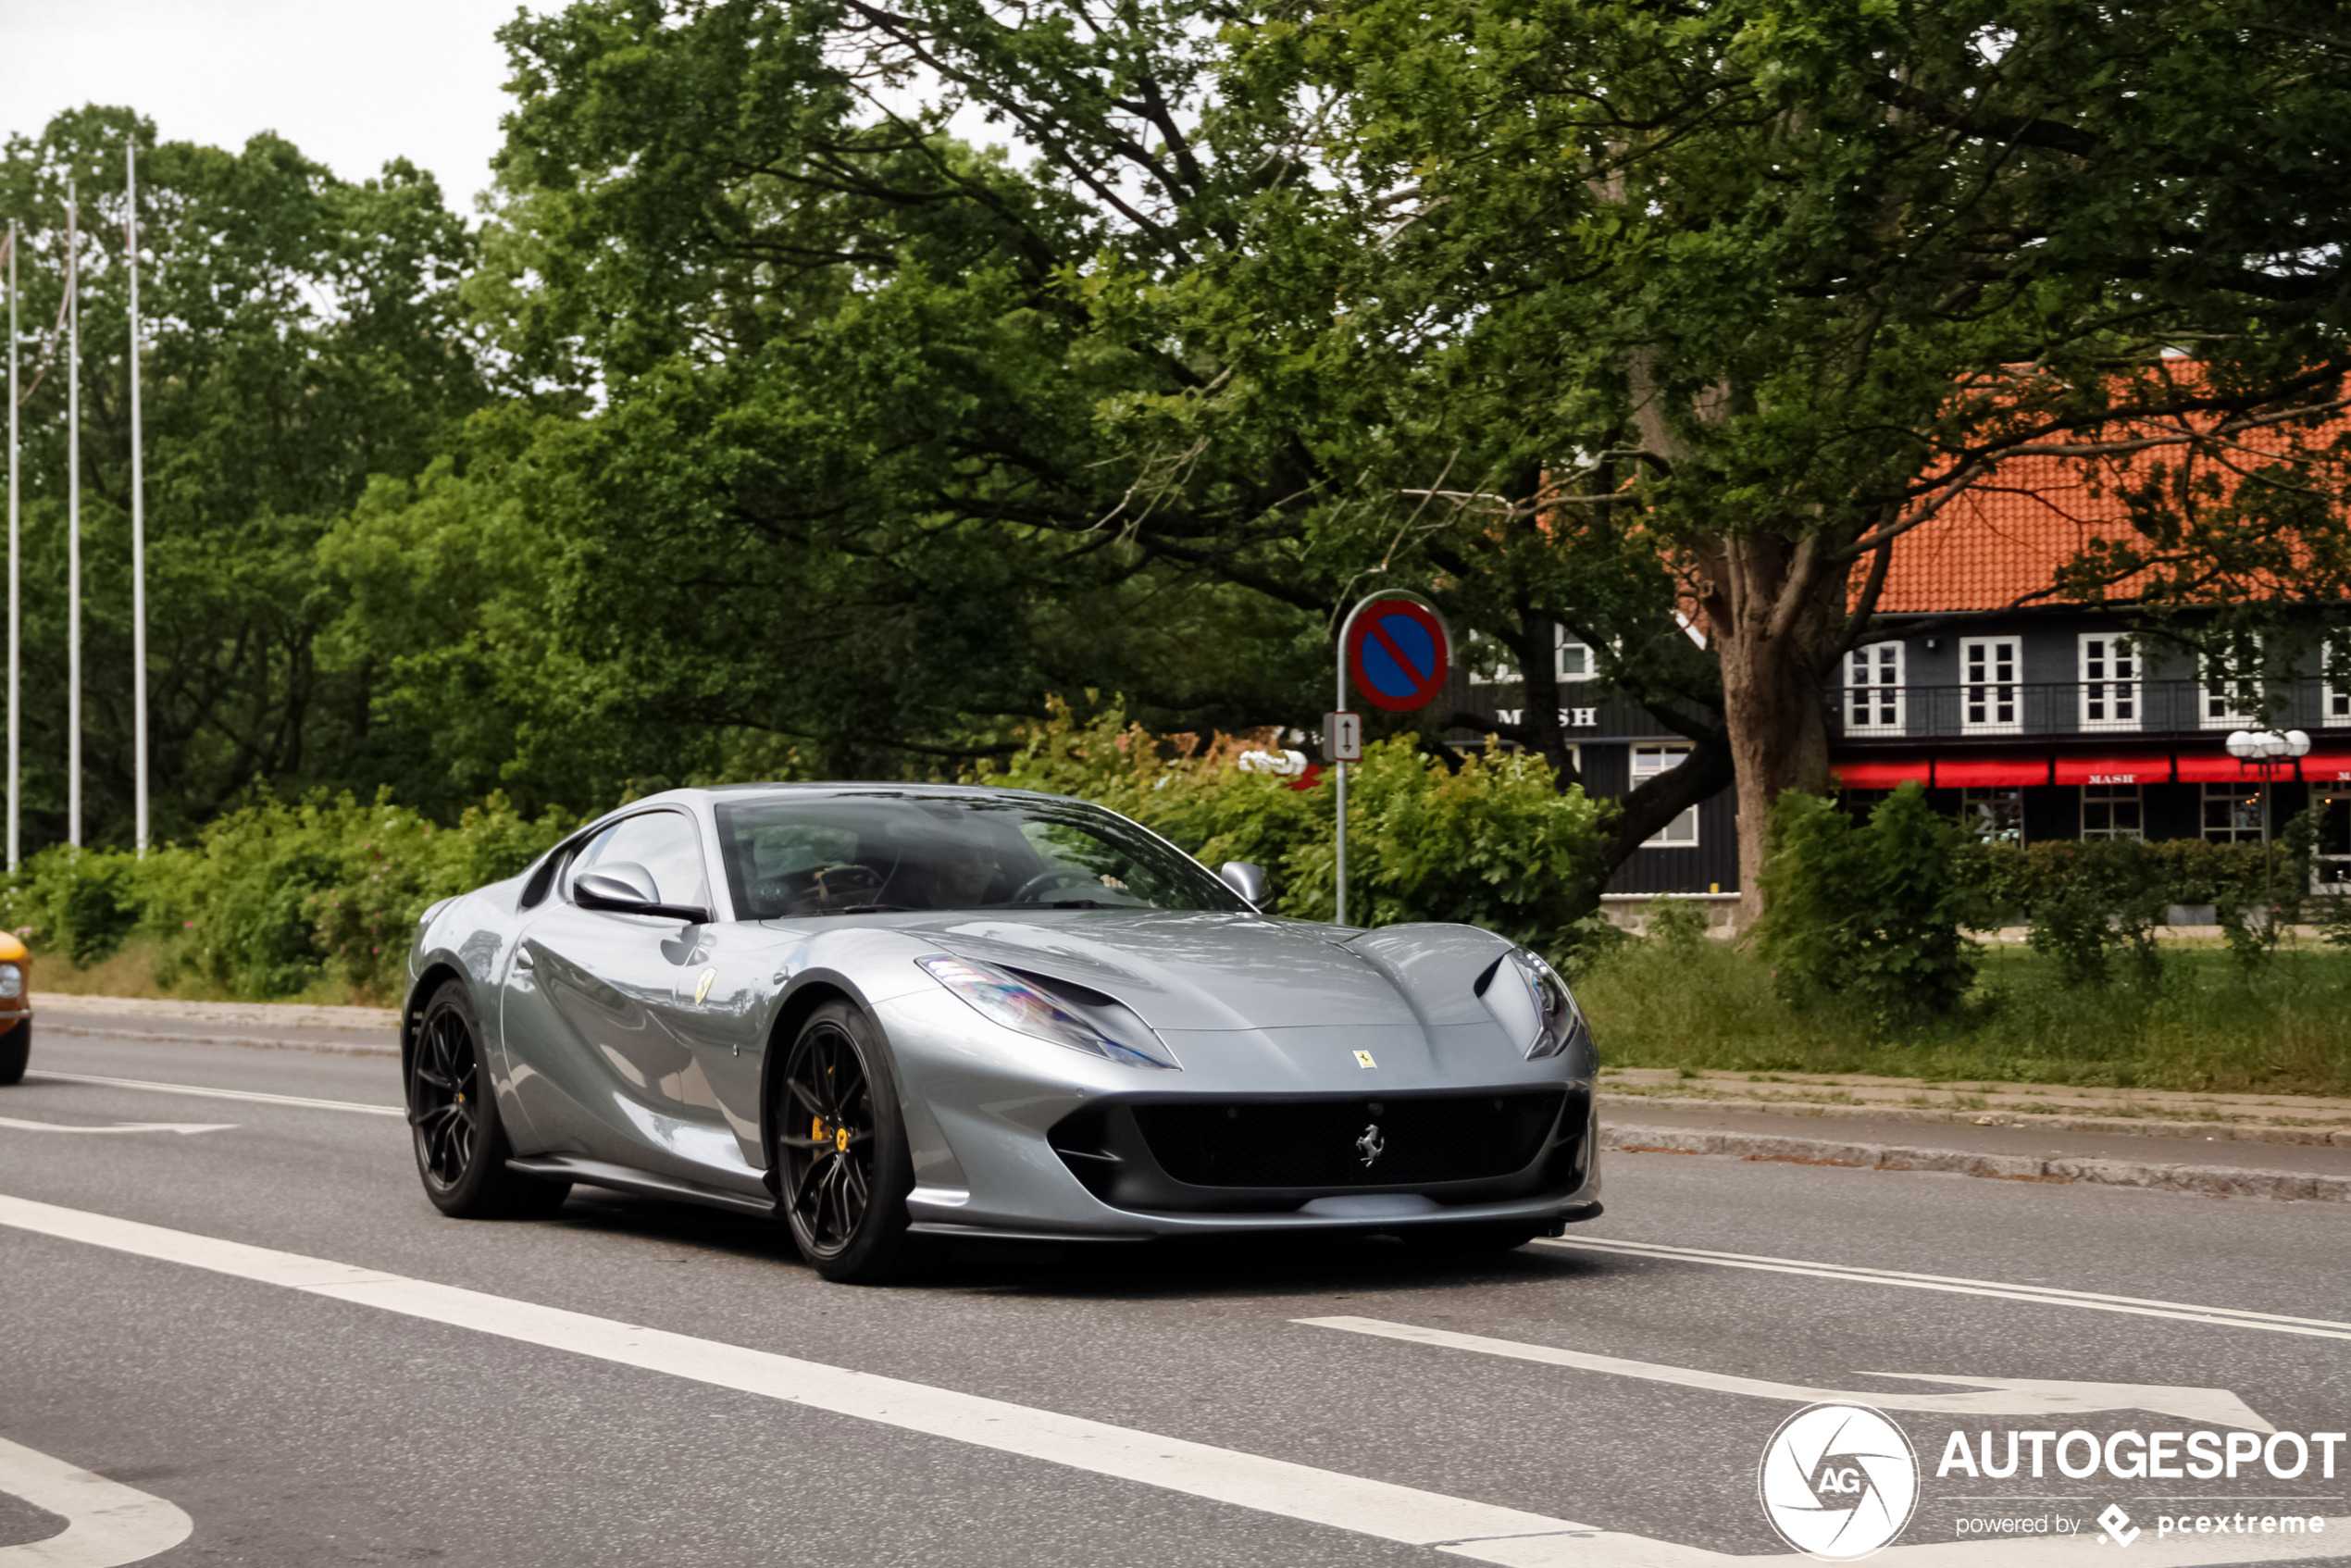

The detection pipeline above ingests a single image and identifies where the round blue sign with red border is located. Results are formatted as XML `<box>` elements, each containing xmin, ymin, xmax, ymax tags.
<box><xmin>1347</xmin><ymin>599</ymin><xmax>1450</xmax><ymax>712</ymax></box>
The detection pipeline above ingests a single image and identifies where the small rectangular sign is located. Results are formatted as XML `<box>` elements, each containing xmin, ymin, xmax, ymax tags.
<box><xmin>1324</xmin><ymin>711</ymin><xmax>1363</xmax><ymax>762</ymax></box>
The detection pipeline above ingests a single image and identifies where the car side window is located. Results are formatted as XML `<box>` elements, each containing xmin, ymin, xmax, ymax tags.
<box><xmin>564</xmin><ymin>811</ymin><xmax>713</xmax><ymax>912</ymax></box>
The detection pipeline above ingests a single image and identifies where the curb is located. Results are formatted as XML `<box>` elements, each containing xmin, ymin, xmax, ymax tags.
<box><xmin>1600</xmin><ymin>1123</ymin><xmax>2351</xmax><ymax>1203</ymax></box>
<box><xmin>1607</xmin><ymin>1094</ymin><xmax>2351</xmax><ymax>1148</ymax></box>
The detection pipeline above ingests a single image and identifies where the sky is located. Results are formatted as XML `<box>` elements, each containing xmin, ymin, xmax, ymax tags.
<box><xmin>0</xmin><ymin>0</ymin><xmax>535</xmax><ymax>207</ymax></box>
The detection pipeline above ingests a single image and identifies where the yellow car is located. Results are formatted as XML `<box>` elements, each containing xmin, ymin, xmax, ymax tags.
<box><xmin>0</xmin><ymin>931</ymin><xmax>27</xmax><ymax>1085</ymax></box>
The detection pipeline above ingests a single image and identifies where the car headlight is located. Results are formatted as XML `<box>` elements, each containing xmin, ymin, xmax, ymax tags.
<box><xmin>916</xmin><ymin>955</ymin><xmax>1177</xmax><ymax>1070</ymax></box>
<box><xmin>0</xmin><ymin>963</ymin><xmax>19</xmax><ymax>1000</ymax></box>
<box><xmin>1476</xmin><ymin>948</ymin><xmax>1590</xmax><ymax>1063</ymax></box>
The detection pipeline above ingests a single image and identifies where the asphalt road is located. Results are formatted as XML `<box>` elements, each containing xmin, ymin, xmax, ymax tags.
<box><xmin>2</xmin><ymin>1018</ymin><xmax>2347</xmax><ymax>1567</ymax></box>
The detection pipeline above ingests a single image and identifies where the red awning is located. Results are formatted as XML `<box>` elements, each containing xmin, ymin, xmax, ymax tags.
<box><xmin>2051</xmin><ymin>754</ymin><xmax>2172</xmax><ymax>787</ymax></box>
<box><xmin>1835</xmin><ymin>759</ymin><xmax>1932</xmax><ymax>789</ymax></box>
<box><xmin>1934</xmin><ymin>755</ymin><xmax>2051</xmax><ymax>787</ymax></box>
<box><xmin>2299</xmin><ymin>753</ymin><xmax>2351</xmax><ymax>784</ymax></box>
<box><xmin>2176</xmin><ymin>752</ymin><xmax>2265</xmax><ymax>783</ymax></box>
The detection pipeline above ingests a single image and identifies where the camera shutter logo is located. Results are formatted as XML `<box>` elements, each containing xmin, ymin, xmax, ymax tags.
<box><xmin>1757</xmin><ymin>1403</ymin><xmax>1920</xmax><ymax>1561</ymax></box>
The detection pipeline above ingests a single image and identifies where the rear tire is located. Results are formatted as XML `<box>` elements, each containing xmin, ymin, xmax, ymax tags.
<box><xmin>407</xmin><ymin>980</ymin><xmax>570</xmax><ymax>1218</ymax></box>
<box><xmin>0</xmin><ymin>1019</ymin><xmax>26</xmax><ymax>1086</ymax></box>
<box><xmin>772</xmin><ymin>1000</ymin><xmax>926</xmax><ymax>1284</ymax></box>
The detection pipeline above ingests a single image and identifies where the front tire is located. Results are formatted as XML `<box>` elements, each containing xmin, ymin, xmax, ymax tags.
<box><xmin>0</xmin><ymin>1019</ymin><xmax>26</xmax><ymax>1086</ymax></box>
<box><xmin>407</xmin><ymin>980</ymin><xmax>569</xmax><ymax>1218</ymax></box>
<box><xmin>773</xmin><ymin>1000</ymin><xmax>925</xmax><ymax>1284</ymax></box>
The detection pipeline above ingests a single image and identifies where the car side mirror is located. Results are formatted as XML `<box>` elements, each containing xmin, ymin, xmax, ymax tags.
<box><xmin>575</xmin><ymin>864</ymin><xmax>710</xmax><ymax>924</ymax></box>
<box><xmin>1219</xmin><ymin>861</ymin><xmax>1269</xmax><ymax>906</ymax></box>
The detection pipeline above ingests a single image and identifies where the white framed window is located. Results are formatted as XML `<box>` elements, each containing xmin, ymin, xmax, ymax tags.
<box><xmin>1959</xmin><ymin>787</ymin><xmax>2024</xmax><ymax>844</ymax></box>
<box><xmin>1631</xmin><ymin>743</ymin><xmax>1698</xmax><ymax>846</ymax></box>
<box><xmin>1960</xmin><ymin>637</ymin><xmax>2022</xmax><ymax>734</ymax></box>
<box><xmin>1844</xmin><ymin>641</ymin><xmax>1905</xmax><ymax>735</ymax></box>
<box><xmin>2201</xmin><ymin>783</ymin><xmax>2265</xmax><ymax>842</ymax></box>
<box><xmin>2078</xmin><ymin>634</ymin><xmax>2139</xmax><ymax>733</ymax></box>
<box><xmin>2325</xmin><ymin>641</ymin><xmax>2350</xmax><ymax>728</ymax></box>
<box><xmin>2200</xmin><ymin>638</ymin><xmax>2262</xmax><ymax>728</ymax></box>
<box><xmin>1555</xmin><ymin>627</ymin><xmax>1596</xmax><ymax>682</ymax></box>
<box><xmin>1468</xmin><ymin>625</ymin><xmax>1598</xmax><ymax>685</ymax></box>
<box><xmin>2081</xmin><ymin>784</ymin><xmax>2145</xmax><ymax>840</ymax></box>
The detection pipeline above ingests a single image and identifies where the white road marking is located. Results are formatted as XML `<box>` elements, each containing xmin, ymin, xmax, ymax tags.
<box><xmin>1543</xmin><ymin>1238</ymin><xmax>2351</xmax><ymax>1343</ymax></box>
<box><xmin>0</xmin><ymin>1117</ymin><xmax>235</xmax><ymax>1137</ymax></box>
<box><xmin>24</xmin><ymin>1072</ymin><xmax>402</xmax><ymax>1118</ymax></box>
<box><xmin>1</xmin><ymin>1194</ymin><xmax>2343</xmax><ymax>1567</ymax></box>
<box><xmin>1300</xmin><ymin>1317</ymin><xmax>2275</xmax><ymax>1430</ymax></box>
<box><xmin>0</xmin><ymin>1434</ymin><xmax>193</xmax><ymax>1566</ymax></box>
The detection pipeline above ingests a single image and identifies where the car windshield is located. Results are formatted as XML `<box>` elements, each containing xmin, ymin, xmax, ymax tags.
<box><xmin>712</xmin><ymin>792</ymin><xmax>1251</xmax><ymax>918</ymax></box>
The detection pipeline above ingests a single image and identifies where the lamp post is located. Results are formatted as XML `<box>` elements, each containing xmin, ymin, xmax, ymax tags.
<box><xmin>2226</xmin><ymin>728</ymin><xmax>2311</xmax><ymax>911</ymax></box>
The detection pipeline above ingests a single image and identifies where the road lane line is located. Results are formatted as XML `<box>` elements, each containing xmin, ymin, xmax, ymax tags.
<box><xmin>2</xmin><ymin>1193</ymin><xmax>2342</xmax><ymax>1567</ymax></box>
<box><xmin>0</xmin><ymin>1434</ymin><xmax>193</xmax><ymax>1566</ymax></box>
<box><xmin>1297</xmin><ymin>1317</ymin><xmax>2274</xmax><ymax>1428</ymax></box>
<box><xmin>0</xmin><ymin>1118</ymin><xmax>236</xmax><ymax>1137</ymax></box>
<box><xmin>1542</xmin><ymin>1238</ymin><xmax>2351</xmax><ymax>1343</ymax></box>
<box><xmin>0</xmin><ymin>1192</ymin><xmax>1634</xmax><ymax>1560</ymax></box>
<box><xmin>23</xmin><ymin>1072</ymin><xmax>402</xmax><ymax>1118</ymax></box>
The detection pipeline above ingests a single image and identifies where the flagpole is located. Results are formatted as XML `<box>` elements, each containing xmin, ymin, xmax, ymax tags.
<box><xmin>65</xmin><ymin>180</ymin><xmax>80</xmax><ymax>850</ymax></box>
<box><xmin>6</xmin><ymin>219</ymin><xmax>18</xmax><ymax>874</ymax></box>
<box><xmin>127</xmin><ymin>145</ymin><xmax>147</xmax><ymax>858</ymax></box>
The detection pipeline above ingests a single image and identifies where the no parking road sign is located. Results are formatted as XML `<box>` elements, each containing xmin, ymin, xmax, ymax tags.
<box><xmin>1345</xmin><ymin>598</ymin><xmax>1451</xmax><ymax>712</ymax></box>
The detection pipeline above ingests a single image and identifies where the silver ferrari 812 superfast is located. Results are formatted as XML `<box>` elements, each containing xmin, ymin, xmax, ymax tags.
<box><xmin>401</xmin><ymin>784</ymin><xmax>1602</xmax><ymax>1281</ymax></box>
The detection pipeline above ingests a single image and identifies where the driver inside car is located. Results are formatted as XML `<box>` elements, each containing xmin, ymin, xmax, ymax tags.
<box><xmin>920</xmin><ymin>836</ymin><xmax>1010</xmax><ymax>908</ymax></box>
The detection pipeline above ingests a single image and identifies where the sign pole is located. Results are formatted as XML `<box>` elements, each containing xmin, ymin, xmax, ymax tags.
<box><xmin>1331</xmin><ymin>591</ymin><xmax>1452</xmax><ymax>929</ymax></box>
<box><xmin>1333</xmin><ymin>651</ymin><xmax>1349</xmax><ymax>926</ymax></box>
<box><xmin>66</xmin><ymin>179</ymin><xmax>80</xmax><ymax>849</ymax></box>
<box><xmin>127</xmin><ymin>143</ymin><xmax>148</xmax><ymax>858</ymax></box>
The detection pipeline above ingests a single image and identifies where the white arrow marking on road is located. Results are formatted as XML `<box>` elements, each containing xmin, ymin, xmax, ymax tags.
<box><xmin>0</xmin><ymin>1433</ymin><xmax>193</xmax><ymax>1566</ymax></box>
<box><xmin>1299</xmin><ymin>1317</ymin><xmax>2276</xmax><ymax>1432</ymax></box>
<box><xmin>0</xmin><ymin>1192</ymin><xmax>2341</xmax><ymax>1568</ymax></box>
<box><xmin>0</xmin><ymin>1117</ymin><xmax>236</xmax><ymax>1137</ymax></box>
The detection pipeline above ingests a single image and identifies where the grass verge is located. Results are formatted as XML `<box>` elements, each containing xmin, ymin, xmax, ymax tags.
<box><xmin>1574</xmin><ymin>938</ymin><xmax>2351</xmax><ymax>1097</ymax></box>
<box><xmin>26</xmin><ymin>939</ymin><xmax>372</xmax><ymax>1007</ymax></box>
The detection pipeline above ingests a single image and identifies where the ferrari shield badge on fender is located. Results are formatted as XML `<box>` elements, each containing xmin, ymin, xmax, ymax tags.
<box><xmin>694</xmin><ymin>967</ymin><xmax>717</xmax><ymax>1005</ymax></box>
<box><xmin>1353</xmin><ymin>1051</ymin><xmax>1376</xmax><ymax>1068</ymax></box>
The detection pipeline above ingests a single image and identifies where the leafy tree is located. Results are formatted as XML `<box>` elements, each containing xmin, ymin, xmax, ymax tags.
<box><xmin>2</xmin><ymin>106</ymin><xmax>491</xmax><ymax>846</ymax></box>
<box><xmin>1221</xmin><ymin>0</ymin><xmax>2351</xmax><ymax>905</ymax></box>
<box><xmin>471</xmin><ymin>0</ymin><xmax>1723</xmax><ymax>889</ymax></box>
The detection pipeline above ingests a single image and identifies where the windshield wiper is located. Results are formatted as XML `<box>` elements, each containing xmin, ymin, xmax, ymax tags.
<box><xmin>816</xmin><ymin>902</ymin><xmax>911</xmax><ymax>915</ymax></box>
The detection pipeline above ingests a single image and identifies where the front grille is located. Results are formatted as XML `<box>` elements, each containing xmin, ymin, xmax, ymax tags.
<box><xmin>1129</xmin><ymin>1090</ymin><xmax>1566</xmax><ymax>1189</ymax></box>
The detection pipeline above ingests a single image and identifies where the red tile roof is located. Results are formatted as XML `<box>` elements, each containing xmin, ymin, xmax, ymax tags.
<box><xmin>1872</xmin><ymin>453</ymin><xmax>2150</xmax><ymax>614</ymax></box>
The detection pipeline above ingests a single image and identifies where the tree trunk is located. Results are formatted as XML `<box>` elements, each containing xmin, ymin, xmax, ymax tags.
<box><xmin>1701</xmin><ymin>543</ymin><xmax>1844</xmax><ymax>922</ymax></box>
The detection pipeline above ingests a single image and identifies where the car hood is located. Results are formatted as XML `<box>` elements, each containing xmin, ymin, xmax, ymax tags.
<box><xmin>889</xmin><ymin>911</ymin><xmax>1436</xmax><ymax>1030</ymax></box>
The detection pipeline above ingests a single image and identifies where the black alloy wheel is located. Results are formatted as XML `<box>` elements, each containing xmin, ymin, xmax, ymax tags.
<box><xmin>406</xmin><ymin>979</ymin><xmax>569</xmax><ymax>1218</ymax></box>
<box><xmin>774</xmin><ymin>1000</ymin><xmax>923</xmax><ymax>1283</ymax></box>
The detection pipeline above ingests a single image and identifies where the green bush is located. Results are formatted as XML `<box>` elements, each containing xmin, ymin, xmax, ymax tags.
<box><xmin>3</xmin><ymin>848</ymin><xmax>148</xmax><ymax>966</ymax></box>
<box><xmin>1975</xmin><ymin>817</ymin><xmax>2316</xmax><ymax>981</ymax></box>
<box><xmin>970</xmin><ymin>700</ymin><xmax>1614</xmax><ymax>964</ymax></box>
<box><xmin>2</xmin><ymin>790</ymin><xmax>576</xmax><ymax>1002</ymax></box>
<box><xmin>1759</xmin><ymin>783</ymin><xmax>1982</xmax><ymax>1024</ymax></box>
<box><xmin>1645</xmin><ymin>897</ymin><xmax>1710</xmax><ymax>951</ymax></box>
